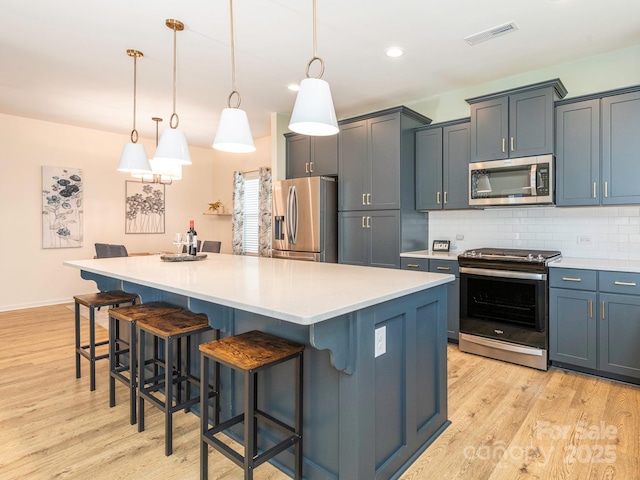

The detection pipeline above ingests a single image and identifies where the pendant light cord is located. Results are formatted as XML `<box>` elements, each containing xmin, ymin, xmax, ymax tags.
<box><xmin>227</xmin><ymin>0</ymin><xmax>241</xmax><ymax>108</ymax></box>
<box><xmin>171</xmin><ymin>23</ymin><xmax>179</xmax><ymax>128</ymax></box>
<box><xmin>305</xmin><ymin>0</ymin><xmax>325</xmax><ymax>79</ymax></box>
<box><xmin>127</xmin><ymin>49</ymin><xmax>143</xmax><ymax>143</ymax></box>
<box><xmin>132</xmin><ymin>54</ymin><xmax>138</xmax><ymax>142</ymax></box>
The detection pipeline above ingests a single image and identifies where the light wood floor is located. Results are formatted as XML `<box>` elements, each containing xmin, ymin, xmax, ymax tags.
<box><xmin>0</xmin><ymin>305</ymin><xmax>638</xmax><ymax>480</ymax></box>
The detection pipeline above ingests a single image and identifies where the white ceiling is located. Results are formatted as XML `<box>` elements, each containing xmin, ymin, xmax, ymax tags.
<box><xmin>1</xmin><ymin>0</ymin><xmax>639</xmax><ymax>148</ymax></box>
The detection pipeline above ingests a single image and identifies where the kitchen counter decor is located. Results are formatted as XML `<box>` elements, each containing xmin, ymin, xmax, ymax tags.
<box><xmin>160</xmin><ymin>253</ymin><xmax>207</xmax><ymax>262</ymax></box>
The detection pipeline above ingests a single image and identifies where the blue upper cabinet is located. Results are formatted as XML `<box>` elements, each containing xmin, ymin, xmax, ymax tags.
<box><xmin>555</xmin><ymin>99</ymin><xmax>600</xmax><ymax>206</ymax></box>
<box><xmin>467</xmin><ymin>79</ymin><xmax>567</xmax><ymax>162</ymax></box>
<box><xmin>285</xmin><ymin>132</ymin><xmax>338</xmax><ymax>179</ymax></box>
<box><xmin>602</xmin><ymin>91</ymin><xmax>640</xmax><ymax>205</ymax></box>
<box><xmin>555</xmin><ymin>87</ymin><xmax>640</xmax><ymax>207</ymax></box>
<box><xmin>415</xmin><ymin>120</ymin><xmax>470</xmax><ymax>211</ymax></box>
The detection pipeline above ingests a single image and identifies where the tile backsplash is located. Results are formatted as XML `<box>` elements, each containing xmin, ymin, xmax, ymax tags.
<box><xmin>428</xmin><ymin>206</ymin><xmax>640</xmax><ymax>260</ymax></box>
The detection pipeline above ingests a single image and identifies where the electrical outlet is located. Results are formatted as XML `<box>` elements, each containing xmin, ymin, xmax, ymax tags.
<box><xmin>577</xmin><ymin>235</ymin><xmax>592</xmax><ymax>245</ymax></box>
<box><xmin>375</xmin><ymin>326</ymin><xmax>386</xmax><ymax>358</ymax></box>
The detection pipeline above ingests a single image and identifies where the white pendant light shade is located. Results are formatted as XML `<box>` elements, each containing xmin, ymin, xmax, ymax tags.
<box><xmin>154</xmin><ymin>127</ymin><xmax>191</xmax><ymax>165</ymax></box>
<box><xmin>118</xmin><ymin>142</ymin><xmax>152</xmax><ymax>174</ymax></box>
<box><xmin>213</xmin><ymin>108</ymin><xmax>256</xmax><ymax>153</ymax></box>
<box><xmin>289</xmin><ymin>78</ymin><xmax>338</xmax><ymax>136</ymax></box>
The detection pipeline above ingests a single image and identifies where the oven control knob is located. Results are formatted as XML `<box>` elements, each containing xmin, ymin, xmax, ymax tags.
<box><xmin>528</xmin><ymin>253</ymin><xmax>534</xmax><ymax>261</ymax></box>
<box><xmin>537</xmin><ymin>254</ymin><xmax>544</xmax><ymax>262</ymax></box>
<box><xmin>471</xmin><ymin>250</ymin><xmax>476</xmax><ymax>256</ymax></box>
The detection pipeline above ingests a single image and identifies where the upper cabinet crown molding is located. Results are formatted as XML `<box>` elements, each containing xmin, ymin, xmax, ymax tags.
<box><xmin>464</xmin><ymin>78</ymin><xmax>568</xmax><ymax>105</ymax></box>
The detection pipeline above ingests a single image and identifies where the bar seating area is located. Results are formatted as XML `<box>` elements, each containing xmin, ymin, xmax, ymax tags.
<box><xmin>108</xmin><ymin>302</ymin><xmax>183</xmax><ymax>425</ymax></box>
<box><xmin>136</xmin><ymin>309</ymin><xmax>216</xmax><ymax>456</ymax></box>
<box><xmin>199</xmin><ymin>330</ymin><xmax>305</xmax><ymax>480</ymax></box>
<box><xmin>73</xmin><ymin>290</ymin><xmax>138</xmax><ymax>391</ymax></box>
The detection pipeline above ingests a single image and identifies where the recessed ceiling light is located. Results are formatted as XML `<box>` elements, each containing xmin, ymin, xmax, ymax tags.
<box><xmin>385</xmin><ymin>47</ymin><xmax>404</xmax><ymax>58</ymax></box>
<box><xmin>288</xmin><ymin>84</ymin><xmax>300</xmax><ymax>92</ymax></box>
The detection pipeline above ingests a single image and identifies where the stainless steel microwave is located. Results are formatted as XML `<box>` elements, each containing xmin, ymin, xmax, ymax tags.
<box><xmin>469</xmin><ymin>155</ymin><xmax>554</xmax><ymax>207</ymax></box>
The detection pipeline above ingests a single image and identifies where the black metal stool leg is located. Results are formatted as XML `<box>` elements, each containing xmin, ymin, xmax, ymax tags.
<box><xmin>138</xmin><ymin>327</ymin><xmax>146</xmax><ymax>433</ymax></box>
<box><xmin>295</xmin><ymin>352</ymin><xmax>304</xmax><ymax>479</ymax></box>
<box><xmin>245</xmin><ymin>369</ymin><xmax>256</xmax><ymax>480</ymax></box>
<box><xmin>89</xmin><ymin>306</ymin><xmax>96</xmax><ymax>391</ymax></box>
<box><xmin>129</xmin><ymin>320</ymin><xmax>137</xmax><ymax>425</ymax></box>
<box><xmin>109</xmin><ymin>314</ymin><xmax>116</xmax><ymax>408</ymax></box>
<box><xmin>165</xmin><ymin>335</ymin><xmax>173</xmax><ymax>456</ymax></box>
<box><xmin>200</xmin><ymin>353</ymin><xmax>210</xmax><ymax>480</ymax></box>
<box><xmin>74</xmin><ymin>301</ymin><xmax>81</xmax><ymax>378</ymax></box>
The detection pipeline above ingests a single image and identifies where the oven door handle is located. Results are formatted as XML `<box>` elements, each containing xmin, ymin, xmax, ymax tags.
<box><xmin>460</xmin><ymin>267</ymin><xmax>547</xmax><ymax>281</ymax></box>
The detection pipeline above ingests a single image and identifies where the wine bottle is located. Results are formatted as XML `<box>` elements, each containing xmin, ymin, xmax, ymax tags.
<box><xmin>187</xmin><ymin>220</ymin><xmax>198</xmax><ymax>256</ymax></box>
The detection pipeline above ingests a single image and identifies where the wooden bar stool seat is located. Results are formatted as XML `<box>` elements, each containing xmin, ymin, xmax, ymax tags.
<box><xmin>137</xmin><ymin>310</ymin><xmax>216</xmax><ymax>456</ymax></box>
<box><xmin>108</xmin><ymin>302</ymin><xmax>182</xmax><ymax>425</ymax></box>
<box><xmin>73</xmin><ymin>290</ymin><xmax>138</xmax><ymax>391</ymax></box>
<box><xmin>199</xmin><ymin>330</ymin><xmax>304</xmax><ymax>480</ymax></box>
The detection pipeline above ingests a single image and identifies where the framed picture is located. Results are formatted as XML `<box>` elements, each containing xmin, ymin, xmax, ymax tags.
<box><xmin>125</xmin><ymin>181</ymin><xmax>165</xmax><ymax>234</ymax></box>
<box><xmin>42</xmin><ymin>166</ymin><xmax>83</xmax><ymax>248</ymax></box>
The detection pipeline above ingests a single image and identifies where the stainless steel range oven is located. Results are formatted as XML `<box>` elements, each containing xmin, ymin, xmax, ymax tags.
<box><xmin>458</xmin><ymin>248</ymin><xmax>561</xmax><ymax>371</ymax></box>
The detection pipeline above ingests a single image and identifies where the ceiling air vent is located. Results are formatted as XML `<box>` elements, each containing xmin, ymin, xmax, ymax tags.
<box><xmin>464</xmin><ymin>21</ymin><xmax>519</xmax><ymax>46</ymax></box>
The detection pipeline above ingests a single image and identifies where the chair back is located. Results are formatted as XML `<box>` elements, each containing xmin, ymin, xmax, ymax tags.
<box><xmin>95</xmin><ymin>243</ymin><xmax>129</xmax><ymax>258</ymax></box>
<box><xmin>201</xmin><ymin>241</ymin><xmax>221</xmax><ymax>253</ymax></box>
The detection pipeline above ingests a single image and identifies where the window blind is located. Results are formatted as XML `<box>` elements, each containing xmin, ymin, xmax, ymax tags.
<box><xmin>242</xmin><ymin>175</ymin><xmax>259</xmax><ymax>255</ymax></box>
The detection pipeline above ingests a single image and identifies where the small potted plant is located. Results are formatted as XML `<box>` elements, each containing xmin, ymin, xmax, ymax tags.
<box><xmin>208</xmin><ymin>200</ymin><xmax>224</xmax><ymax>214</ymax></box>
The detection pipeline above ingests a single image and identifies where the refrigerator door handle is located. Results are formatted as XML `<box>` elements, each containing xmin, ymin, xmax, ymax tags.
<box><xmin>291</xmin><ymin>185</ymin><xmax>299</xmax><ymax>244</ymax></box>
<box><xmin>286</xmin><ymin>186</ymin><xmax>293</xmax><ymax>243</ymax></box>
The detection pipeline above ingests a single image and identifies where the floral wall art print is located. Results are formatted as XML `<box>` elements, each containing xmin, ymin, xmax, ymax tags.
<box><xmin>42</xmin><ymin>166</ymin><xmax>83</xmax><ymax>249</ymax></box>
<box><xmin>125</xmin><ymin>181</ymin><xmax>165</xmax><ymax>234</ymax></box>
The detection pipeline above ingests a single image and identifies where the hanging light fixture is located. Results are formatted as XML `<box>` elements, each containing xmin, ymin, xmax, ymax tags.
<box><xmin>288</xmin><ymin>0</ymin><xmax>338</xmax><ymax>136</ymax></box>
<box><xmin>213</xmin><ymin>0</ymin><xmax>256</xmax><ymax>153</ymax></box>
<box><xmin>154</xmin><ymin>19</ymin><xmax>192</xmax><ymax>165</ymax></box>
<box><xmin>132</xmin><ymin>117</ymin><xmax>182</xmax><ymax>183</ymax></box>
<box><xmin>118</xmin><ymin>49</ymin><xmax>152</xmax><ymax>174</ymax></box>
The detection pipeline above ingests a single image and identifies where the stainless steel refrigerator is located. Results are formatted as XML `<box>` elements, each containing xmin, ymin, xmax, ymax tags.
<box><xmin>272</xmin><ymin>176</ymin><xmax>337</xmax><ymax>262</ymax></box>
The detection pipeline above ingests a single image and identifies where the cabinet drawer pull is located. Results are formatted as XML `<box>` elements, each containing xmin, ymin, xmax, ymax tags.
<box><xmin>444</xmin><ymin>191</ymin><xmax>448</xmax><ymax>204</ymax></box>
<box><xmin>437</xmin><ymin>191</ymin><xmax>441</xmax><ymax>204</ymax></box>
<box><xmin>562</xmin><ymin>277</ymin><xmax>582</xmax><ymax>282</ymax></box>
<box><xmin>593</xmin><ymin>182</ymin><xmax>597</xmax><ymax>198</ymax></box>
<box><xmin>406</xmin><ymin>263</ymin><xmax>420</xmax><ymax>268</ymax></box>
<box><xmin>589</xmin><ymin>300</ymin><xmax>593</xmax><ymax>319</ymax></box>
<box><xmin>367</xmin><ymin>193</ymin><xmax>371</xmax><ymax>205</ymax></box>
<box><xmin>614</xmin><ymin>281</ymin><xmax>637</xmax><ymax>287</ymax></box>
<box><xmin>602</xmin><ymin>301</ymin><xmax>605</xmax><ymax>320</ymax></box>
<box><xmin>309</xmin><ymin>161</ymin><xmax>314</xmax><ymax>173</ymax></box>
<box><xmin>604</xmin><ymin>181</ymin><xmax>608</xmax><ymax>198</ymax></box>
<box><xmin>366</xmin><ymin>216</ymin><xmax>371</xmax><ymax>228</ymax></box>
<box><xmin>436</xmin><ymin>266</ymin><xmax>451</xmax><ymax>271</ymax></box>
<box><xmin>362</xmin><ymin>193</ymin><xmax>366</xmax><ymax>206</ymax></box>
<box><xmin>305</xmin><ymin>162</ymin><xmax>309</xmax><ymax>173</ymax></box>
<box><xmin>362</xmin><ymin>216</ymin><xmax>366</xmax><ymax>228</ymax></box>
<box><xmin>502</xmin><ymin>138</ymin><xmax>506</xmax><ymax>153</ymax></box>
<box><xmin>510</xmin><ymin>137</ymin><xmax>515</xmax><ymax>152</ymax></box>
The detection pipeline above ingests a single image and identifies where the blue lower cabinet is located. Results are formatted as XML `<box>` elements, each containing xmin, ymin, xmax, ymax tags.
<box><xmin>549</xmin><ymin>268</ymin><xmax>640</xmax><ymax>382</ymax></box>
<box><xmin>402</xmin><ymin>257</ymin><xmax>460</xmax><ymax>341</ymax></box>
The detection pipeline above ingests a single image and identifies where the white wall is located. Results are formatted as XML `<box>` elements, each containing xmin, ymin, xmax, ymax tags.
<box><xmin>0</xmin><ymin>114</ymin><xmax>270</xmax><ymax>311</ymax></box>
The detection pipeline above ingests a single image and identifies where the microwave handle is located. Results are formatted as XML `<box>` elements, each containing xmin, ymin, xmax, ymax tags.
<box><xmin>530</xmin><ymin>164</ymin><xmax>537</xmax><ymax>194</ymax></box>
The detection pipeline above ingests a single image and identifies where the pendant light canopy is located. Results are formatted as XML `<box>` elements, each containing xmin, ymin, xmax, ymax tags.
<box><xmin>155</xmin><ymin>19</ymin><xmax>192</xmax><ymax>166</ymax></box>
<box><xmin>213</xmin><ymin>0</ymin><xmax>256</xmax><ymax>153</ymax></box>
<box><xmin>288</xmin><ymin>0</ymin><xmax>338</xmax><ymax>137</ymax></box>
<box><xmin>118</xmin><ymin>49</ymin><xmax>152</xmax><ymax>174</ymax></box>
<box><xmin>132</xmin><ymin>117</ymin><xmax>182</xmax><ymax>183</ymax></box>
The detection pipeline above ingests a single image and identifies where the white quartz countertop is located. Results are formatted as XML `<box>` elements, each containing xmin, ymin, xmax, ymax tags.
<box><xmin>400</xmin><ymin>250</ymin><xmax>460</xmax><ymax>260</ymax></box>
<box><xmin>64</xmin><ymin>254</ymin><xmax>454</xmax><ymax>326</ymax></box>
<box><xmin>549</xmin><ymin>257</ymin><xmax>640</xmax><ymax>273</ymax></box>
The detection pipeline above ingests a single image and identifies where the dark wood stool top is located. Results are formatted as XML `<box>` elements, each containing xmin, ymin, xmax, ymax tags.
<box><xmin>109</xmin><ymin>302</ymin><xmax>182</xmax><ymax>322</ymax></box>
<box><xmin>199</xmin><ymin>330</ymin><xmax>305</xmax><ymax>371</ymax></box>
<box><xmin>74</xmin><ymin>290</ymin><xmax>138</xmax><ymax>308</ymax></box>
<box><xmin>136</xmin><ymin>310</ymin><xmax>210</xmax><ymax>338</ymax></box>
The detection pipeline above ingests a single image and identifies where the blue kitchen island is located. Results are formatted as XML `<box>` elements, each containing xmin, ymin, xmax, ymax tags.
<box><xmin>65</xmin><ymin>254</ymin><xmax>452</xmax><ymax>479</ymax></box>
